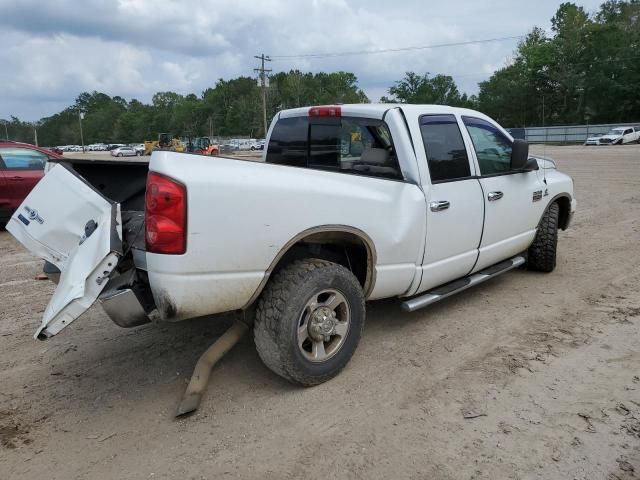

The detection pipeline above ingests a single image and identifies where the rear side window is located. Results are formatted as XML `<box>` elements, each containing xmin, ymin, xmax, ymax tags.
<box><xmin>309</xmin><ymin>117</ymin><xmax>402</xmax><ymax>180</ymax></box>
<box><xmin>266</xmin><ymin>116</ymin><xmax>309</xmax><ymax>167</ymax></box>
<box><xmin>267</xmin><ymin>115</ymin><xmax>403</xmax><ymax>181</ymax></box>
<box><xmin>462</xmin><ymin>116</ymin><xmax>513</xmax><ymax>176</ymax></box>
<box><xmin>419</xmin><ymin>115</ymin><xmax>471</xmax><ymax>182</ymax></box>
<box><xmin>0</xmin><ymin>147</ymin><xmax>47</xmax><ymax>170</ymax></box>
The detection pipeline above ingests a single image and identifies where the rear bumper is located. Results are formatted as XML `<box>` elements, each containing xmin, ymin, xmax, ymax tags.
<box><xmin>43</xmin><ymin>261</ymin><xmax>154</xmax><ymax>328</ymax></box>
<box><xmin>99</xmin><ymin>288</ymin><xmax>151</xmax><ymax>328</ymax></box>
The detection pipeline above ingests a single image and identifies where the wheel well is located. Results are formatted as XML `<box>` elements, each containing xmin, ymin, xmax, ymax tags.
<box><xmin>270</xmin><ymin>230</ymin><xmax>375</xmax><ymax>298</ymax></box>
<box><xmin>241</xmin><ymin>228</ymin><xmax>376</xmax><ymax>311</ymax></box>
<box><xmin>555</xmin><ymin>196</ymin><xmax>571</xmax><ymax>230</ymax></box>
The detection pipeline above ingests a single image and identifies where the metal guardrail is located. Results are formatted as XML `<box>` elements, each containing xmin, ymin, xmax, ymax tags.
<box><xmin>507</xmin><ymin>122</ymin><xmax>640</xmax><ymax>144</ymax></box>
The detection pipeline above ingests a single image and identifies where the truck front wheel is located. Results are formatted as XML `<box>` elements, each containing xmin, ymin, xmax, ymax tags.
<box><xmin>527</xmin><ymin>202</ymin><xmax>559</xmax><ymax>272</ymax></box>
<box><xmin>254</xmin><ymin>258</ymin><xmax>365</xmax><ymax>386</ymax></box>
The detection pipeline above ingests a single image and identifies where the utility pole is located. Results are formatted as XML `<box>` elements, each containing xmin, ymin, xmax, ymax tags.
<box><xmin>78</xmin><ymin>111</ymin><xmax>85</xmax><ymax>152</ymax></box>
<box><xmin>254</xmin><ymin>54</ymin><xmax>271</xmax><ymax>138</ymax></box>
<box><xmin>34</xmin><ymin>123</ymin><xmax>38</xmax><ymax>146</ymax></box>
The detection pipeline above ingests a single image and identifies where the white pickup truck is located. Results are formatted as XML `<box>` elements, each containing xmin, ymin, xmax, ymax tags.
<box><xmin>585</xmin><ymin>126</ymin><xmax>640</xmax><ymax>145</ymax></box>
<box><xmin>8</xmin><ymin>104</ymin><xmax>576</xmax><ymax>386</ymax></box>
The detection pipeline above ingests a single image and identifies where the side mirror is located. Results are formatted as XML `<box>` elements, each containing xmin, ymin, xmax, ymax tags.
<box><xmin>511</xmin><ymin>139</ymin><xmax>531</xmax><ymax>170</ymax></box>
<box><xmin>523</xmin><ymin>157</ymin><xmax>539</xmax><ymax>171</ymax></box>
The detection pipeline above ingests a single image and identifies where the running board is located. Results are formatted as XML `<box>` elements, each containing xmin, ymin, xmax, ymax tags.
<box><xmin>401</xmin><ymin>255</ymin><xmax>526</xmax><ymax>312</ymax></box>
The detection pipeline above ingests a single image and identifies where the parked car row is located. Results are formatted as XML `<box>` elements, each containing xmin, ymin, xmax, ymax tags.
<box><xmin>219</xmin><ymin>138</ymin><xmax>266</xmax><ymax>152</ymax></box>
<box><xmin>54</xmin><ymin>143</ymin><xmax>147</xmax><ymax>154</ymax></box>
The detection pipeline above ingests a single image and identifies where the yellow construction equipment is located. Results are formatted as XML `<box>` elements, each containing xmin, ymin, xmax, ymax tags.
<box><xmin>143</xmin><ymin>133</ymin><xmax>186</xmax><ymax>156</ymax></box>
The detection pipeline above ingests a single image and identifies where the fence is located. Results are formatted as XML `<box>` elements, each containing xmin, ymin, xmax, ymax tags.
<box><xmin>507</xmin><ymin>122</ymin><xmax>640</xmax><ymax>144</ymax></box>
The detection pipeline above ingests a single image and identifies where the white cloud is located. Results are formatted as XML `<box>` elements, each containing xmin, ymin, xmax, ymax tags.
<box><xmin>0</xmin><ymin>0</ymin><xmax>606</xmax><ymax>120</ymax></box>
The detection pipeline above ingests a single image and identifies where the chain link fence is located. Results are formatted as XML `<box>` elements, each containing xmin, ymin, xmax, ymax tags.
<box><xmin>507</xmin><ymin>122</ymin><xmax>640</xmax><ymax>144</ymax></box>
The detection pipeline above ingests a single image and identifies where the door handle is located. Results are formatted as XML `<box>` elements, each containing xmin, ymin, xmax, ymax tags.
<box><xmin>9</xmin><ymin>176</ymin><xmax>25</xmax><ymax>181</ymax></box>
<box><xmin>430</xmin><ymin>200</ymin><xmax>450</xmax><ymax>212</ymax></box>
<box><xmin>488</xmin><ymin>191</ymin><xmax>503</xmax><ymax>201</ymax></box>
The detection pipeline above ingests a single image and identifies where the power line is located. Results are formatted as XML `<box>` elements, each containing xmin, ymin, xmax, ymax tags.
<box><xmin>270</xmin><ymin>35</ymin><xmax>525</xmax><ymax>60</ymax></box>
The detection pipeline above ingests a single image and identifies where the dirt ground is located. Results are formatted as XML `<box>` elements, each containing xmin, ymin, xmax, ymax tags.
<box><xmin>1</xmin><ymin>145</ymin><xmax>639</xmax><ymax>480</ymax></box>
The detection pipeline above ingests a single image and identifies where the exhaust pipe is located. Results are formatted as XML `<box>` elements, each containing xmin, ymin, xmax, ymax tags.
<box><xmin>175</xmin><ymin>316</ymin><xmax>252</xmax><ymax>417</ymax></box>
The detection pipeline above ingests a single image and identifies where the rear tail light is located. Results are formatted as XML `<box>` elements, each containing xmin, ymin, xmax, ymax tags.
<box><xmin>145</xmin><ymin>172</ymin><xmax>187</xmax><ymax>254</ymax></box>
<box><xmin>309</xmin><ymin>105</ymin><xmax>341</xmax><ymax>117</ymax></box>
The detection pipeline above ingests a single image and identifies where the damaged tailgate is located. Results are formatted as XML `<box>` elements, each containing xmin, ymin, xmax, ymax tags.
<box><xmin>7</xmin><ymin>164</ymin><xmax>122</xmax><ymax>339</ymax></box>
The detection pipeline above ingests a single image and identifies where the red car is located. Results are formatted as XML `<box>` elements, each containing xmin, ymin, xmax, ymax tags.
<box><xmin>0</xmin><ymin>141</ymin><xmax>64</xmax><ymax>226</ymax></box>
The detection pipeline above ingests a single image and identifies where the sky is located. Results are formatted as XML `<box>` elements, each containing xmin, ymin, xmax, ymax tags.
<box><xmin>0</xmin><ymin>0</ymin><xmax>605</xmax><ymax>121</ymax></box>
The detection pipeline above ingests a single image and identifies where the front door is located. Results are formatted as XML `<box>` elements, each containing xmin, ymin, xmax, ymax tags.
<box><xmin>417</xmin><ymin>114</ymin><xmax>484</xmax><ymax>292</ymax></box>
<box><xmin>461</xmin><ymin>116</ymin><xmax>545</xmax><ymax>271</ymax></box>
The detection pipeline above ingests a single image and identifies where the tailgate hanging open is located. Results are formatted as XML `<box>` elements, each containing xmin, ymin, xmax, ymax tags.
<box><xmin>7</xmin><ymin>164</ymin><xmax>123</xmax><ymax>339</ymax></box>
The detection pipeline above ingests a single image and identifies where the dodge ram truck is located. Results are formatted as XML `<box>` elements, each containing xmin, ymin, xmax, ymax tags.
<box><xmin>585</xmin><ymin>126</ymin><xmax>640</xmax><ymax>145</ymax></box>
<box><xmin>7</xmin><ymin>104</ymin><xmax>576</xmax><ymax>386</ymax></box>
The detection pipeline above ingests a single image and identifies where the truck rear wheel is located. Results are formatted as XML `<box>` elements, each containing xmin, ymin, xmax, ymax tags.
<box><xmin>254</xmin><ymin>258</ymin><xmax>365</xmax><ymax>386</ymax></box>
<box><xmin>527</xmin><ymin>202</ymin><xmax>559</xmax><ymax>273</ymax></box>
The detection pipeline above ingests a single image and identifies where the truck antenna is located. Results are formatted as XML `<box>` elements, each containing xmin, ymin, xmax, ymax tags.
<box><xmin>542</xmin><ymin>94</ymin><xmax>547</xmax><ymax>185</ymax></box>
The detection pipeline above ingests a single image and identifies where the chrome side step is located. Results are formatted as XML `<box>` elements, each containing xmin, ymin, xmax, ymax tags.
<box><xmin>401</xmin><ymin>255</ymin><xmax>526</xmax><ymax>312</ymax></box>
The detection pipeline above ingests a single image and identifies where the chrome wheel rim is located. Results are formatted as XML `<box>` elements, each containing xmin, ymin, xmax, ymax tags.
<box><xmin>297</xmin><ymin>289</ymin><xmax>350</xmax><ymax>362</ymax></box>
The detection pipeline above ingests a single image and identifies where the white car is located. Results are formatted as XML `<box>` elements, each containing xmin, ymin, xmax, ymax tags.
<box><xmin>250</xmin><ymin>139</ymin><xmax>266</xmax><ymax>150</ymax></box>
<box><xmin>585</xmin><ymin>126</ymin><xmax>640</xmax><ymax>145</ymax></box>
<box><xmin>8</xmin><ymin>104</ymin><xmax>575</xmax><ymax>388</ymax></box>
<box><xmin>237</xmin><ymin>139</ymin><xmax>255</xmax><ymax>151</ymax></box>
<box><xmin>110</xmin><ymin>146</ymin><xmax>140</xmax><ymax>157</ymax></box>
<box><xmin>584</xmin><ymin>134</ymin><xmax>603</xmax><ymax>146</ymax></box>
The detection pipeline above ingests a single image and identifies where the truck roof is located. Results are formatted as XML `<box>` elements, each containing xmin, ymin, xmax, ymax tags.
<box><xmin>278</xmin><ymin>103</ymin><xmax>495</xmax><ymax>123</ymax></box>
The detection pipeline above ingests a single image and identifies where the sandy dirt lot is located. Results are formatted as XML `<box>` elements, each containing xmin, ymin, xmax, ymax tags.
<box><xmin>1</xmin><ymin>145</ymin><xmax>639</xmax><ymax>479</ymax></box>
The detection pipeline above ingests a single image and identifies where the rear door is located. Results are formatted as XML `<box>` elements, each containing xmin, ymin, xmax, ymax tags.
<box><xmin>7</xmin><ymin>164</ymin><xmax>122</xmax><ymax>339</ymax></box>
<box><xmin>461</xmin><ymin>116</ymin><xmax>545</xmax><ymax>271</ymax></box>
<box><xmin>0</xmin><ymin>169</ymin><xmax>9</xmax><ymax>220</ymax></box>
<box><xmin>0</xmin><ymin>147</ymin><xmax>47</xmax><ymax>210</ymax></box>
<box><xmin>417</xmin><ymin>114</ymin><xmax>484</xmax><ymax>292</ymax></box>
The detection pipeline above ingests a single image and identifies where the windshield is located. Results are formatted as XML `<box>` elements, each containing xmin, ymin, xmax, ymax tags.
<box><xmin>607</xmin><ymin>129</ymin><xmax>624</xmax><ymax>135</ymax></box>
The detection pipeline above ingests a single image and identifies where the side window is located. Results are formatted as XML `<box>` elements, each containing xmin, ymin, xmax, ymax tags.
<box><xmin>419</xmin><ymin>114</ymin><xmax>471</xmax><ymax>182</ymax></box>
<box><xmin>624</xmin><ymin>129</ymin><xmax>632</xmax><ymax>135</ymax></box>
<box><xmin>0</xmin><ymin>148</ymin><xmax>47</xmax><ymax>170</ymax></box>
<box><xmin>309</xmin><ymin>117</ymin><xmax>403</xmax><ymax>180</ymax></box>
<box><xmin>265</xmin><ymin>116</ymin><xmax>309</xmax><ymax>167</ymax></box>
<box><xmin>462</xmin><ymin>116</ymin><xmax>512</xmax><ymax>176</ymax></box>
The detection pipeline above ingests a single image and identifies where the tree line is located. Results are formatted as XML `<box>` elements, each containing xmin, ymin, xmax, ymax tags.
<box><xmin>2</xmin><ymin>1</ymin><xmax>638</xmax><ymax>146</ymax></box>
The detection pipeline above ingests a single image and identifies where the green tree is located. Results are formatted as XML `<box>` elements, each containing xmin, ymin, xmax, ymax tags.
<box><xmin>478</xmin><ymin>1</ymin><xmax>640</xmax><ymax>126</ymax></box>
<box><xmin>382</xmin><ymin>72</ymin><xmax>476</xmax><ymax>107</ymax></box>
